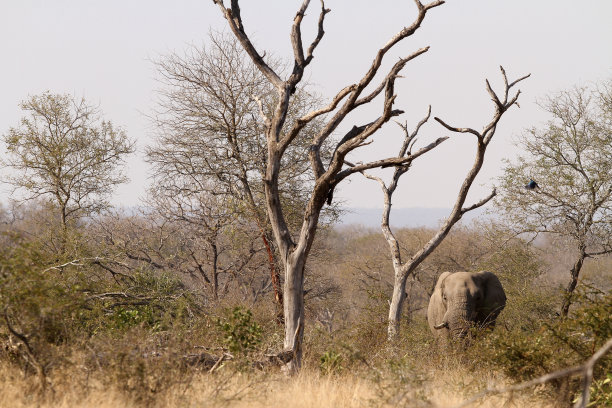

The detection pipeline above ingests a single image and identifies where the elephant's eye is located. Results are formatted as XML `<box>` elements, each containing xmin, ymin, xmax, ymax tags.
<box><xmin>442</xmin><ymin>294</ymin><xmax>447</xmax><ymax>301</ymax></box>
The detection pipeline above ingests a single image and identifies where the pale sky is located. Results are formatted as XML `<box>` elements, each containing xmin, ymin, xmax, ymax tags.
<box><xmin>1</xmin><ymin>0</ymin><xmax>611</xmax><ymax>210</ymax></box>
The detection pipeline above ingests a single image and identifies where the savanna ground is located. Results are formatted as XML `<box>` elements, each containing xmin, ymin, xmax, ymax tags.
<box><xmin>1</xmin><ymin>207</ymin><xmax>610</xmax><ymax>407</ymax></box>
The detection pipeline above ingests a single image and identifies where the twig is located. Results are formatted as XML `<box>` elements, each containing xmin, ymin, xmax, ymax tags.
<box><xmin>43</xmin><ymin>259</ymin><xmax>85</xmax><ymax>272</ymax></box>
<box><xmin>209</xmin><ymin>352</ymin><xmax>232</xmax><ymax>374</ymax></box>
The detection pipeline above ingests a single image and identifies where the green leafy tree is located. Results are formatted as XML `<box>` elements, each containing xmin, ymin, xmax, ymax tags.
<box><xmin>497</xmin><ymin>79</ymin><xmax>612</xmax><ymax>315</ymax></box>
<box><xmin>2</xmin><ymin>93</ymin><xmax>135</xmax><ymax>235</ymax></box>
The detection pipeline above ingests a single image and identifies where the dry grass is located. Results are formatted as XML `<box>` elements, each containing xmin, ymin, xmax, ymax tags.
<box><xmin>0</xmin><ymin>361</ymin><xmax>557</xmax><ymax>408</ymax></box>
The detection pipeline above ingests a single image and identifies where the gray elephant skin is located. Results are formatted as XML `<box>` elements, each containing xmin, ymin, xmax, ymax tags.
<box><xmin>427</xmin><ymin>271</ymin><xmax>506</xmax><ymax>342</ymax></box>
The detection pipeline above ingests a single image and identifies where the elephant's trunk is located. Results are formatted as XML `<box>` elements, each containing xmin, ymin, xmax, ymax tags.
<box><xmin>446</xmin><ymin>300</ymin><xmax>475</xmax><ymax>338</ymax></box>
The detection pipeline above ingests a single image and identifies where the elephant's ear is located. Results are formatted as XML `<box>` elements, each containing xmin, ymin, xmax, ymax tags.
<box><xmin>434</xmin><ymin>272</ymin><xmax>453</xmax><ymax>296</ymax></box>
<box><xmin>474</xmin><ymin>271</ymin><xmax>506</xmax><ymax>320</ymax></box>
<box><xmin>429</xmin><ymin>272</ymin><xmax>453</xmax><ymax>330</ymax></box>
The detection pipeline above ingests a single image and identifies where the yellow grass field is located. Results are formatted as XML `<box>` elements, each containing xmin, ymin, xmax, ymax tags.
<box><xmin>0</xmin><ymin>362</ymin><xmax>557</xmax><ymax>408</ymax></box>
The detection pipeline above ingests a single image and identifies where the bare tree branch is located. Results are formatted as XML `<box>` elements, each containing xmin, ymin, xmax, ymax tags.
<box><xmin>338</xmin><ymin>136</ymin><xmax>448</xmax><ymax>181</ymax></box>
<box><xmin>213</xmin><ymin>0</ymin><xmax>448</xmax><ymax>370</ymax></box>
<box><xmin>211</xmin><ymin>0</ymin><xmax>283</xmax><ymax>88</ymax></box>
<box><xmin>434</xmin><ymin>117</ymin><xmax>481</xmax><ymax>138</ymax></box>
<box><xmin>367</xmin><ymin>68</ymin><xmax>529</xmax><ymax>337</ymax></box>
<box><xmin>461</xmin><ymin>188</ymin><xmax>497</xmax><ymax>214</ymax></box>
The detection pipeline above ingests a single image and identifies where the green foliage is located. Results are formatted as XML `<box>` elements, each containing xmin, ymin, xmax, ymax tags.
<box><xmin>0</xmin><ymin>227</ymin><xmax>200</xmax><ymax>383</ymax></box>
<box><xmin>485</xmin><ymin>286</ymin><xmax>611</xmax><ymax>396</ymax></box>
<box><xmin>217</xmin><ymin>307</ymin><xmax>262</xmax><ymax>355</ymax></box>
<box><xmin>319</xmin><ymin>349</ymin><xmax>343</xmax><ymax>375</ymax></box>
<box><xmin>2</xmin><ymin>93</ymin><xmax>135</xmax><ymax>227</ymax></box>
<box><xmin>548</xmin><ymin>286</ymin><xmax>612</xmax><ymax>352</ymax></box>
<box><xmin>0</xmin><ymin>238</ymin><xmax>84</xmax><ymax>346</ymax></box>
<box><xmin>369</xmin><ymin>355</ymin><xmax>430</xmax><ymax>407</ymax></box>
<box><xmin>577</xmin><ymin>373</ymin><xmax>612</xmax><ymax>408</ymax></box>
<box><xmin>111</xmin><ymin>307</ymin><xmax>156</xmax><ymax>331</ymax></box>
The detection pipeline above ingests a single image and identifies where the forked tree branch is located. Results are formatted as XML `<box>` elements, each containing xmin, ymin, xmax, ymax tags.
<box><xmin>451</xmin><ymin>337</ymin><xmax>612</xmax><ymax>408</ymax></box>
<box><xmin>354</xmin><ymin>47</ymin><xmax>430</xmax><ymax>108</ymax></box>
<box><xmin>399</xmin><ymin>105</ymin><xmax>432</xmax><ymax>157</ymax></box>
<box><xmin>291</xmin><ymin>0</ymin><xmax>330</xmax><ymax>68</ymax></box>
<box><xmin>307</xmin><ymin>1</ymin><xmax>444</xmax><ymax>174</ymax></box>
<box><xmin>461</xmin><ymin>188</ymin><xmax>497</xmax><ymax>214</ymax></box>
<box><xmin>360</xmin><ymin>107</ymin><xmax>436</xmax><ymax>269</ymax></box>
<box><xmin>435</xmin><ymin>67</ymin><xmax>530</xmax><ymax>145</ymax></box>
<box><xmin>338</xmin><ymin>135</ymin><xmax>448</xmax><ymax>181</ymax></box>
<box><xmin>289</xmin><ymin>0</ymin><xmax>330</xmax><ymax>96</ymax></box>
<box><xmin>397</xmin><ymin>67</ymin><xmax>529</xmax><ymax>278</ymax></box>
<box><xmin>212</xmin><ymin>0</ymin><xmax>283</xmax><ymax>88</ymax></box>
<box><xmin>326</xmin><ymin>0</ymin><xmax>443</xmax><ymax>114</ymax></box>
<box><xmin>323</xmin><ymin>46</ymin><xmax>433</xmax><ymax>180</ymax></box>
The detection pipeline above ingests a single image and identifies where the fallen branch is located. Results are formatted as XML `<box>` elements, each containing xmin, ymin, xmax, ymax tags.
<box><xmin>209</xmin><ymin>352</ymin><xmax>233</xmax><ymax>373</ymax></box>
<box><xmin>183</xmin><ymin>351</ymin><xmax>229</xmax><ymax>369</ymax></box>
<box><xmin>451</xmin><ymin>337</ymin><xmax>612</xmax><ymax>408</ymax></box>
<box><xmin>182</xmin><ymin>349</ymin><xmax>294</xmax><ymax>371</ymax></box>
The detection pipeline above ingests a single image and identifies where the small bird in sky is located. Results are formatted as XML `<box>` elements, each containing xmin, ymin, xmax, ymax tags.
<box><xmin>525</xmin><ymin>179</ymin><xmax>539</xmax><ymax>190</ymax></box>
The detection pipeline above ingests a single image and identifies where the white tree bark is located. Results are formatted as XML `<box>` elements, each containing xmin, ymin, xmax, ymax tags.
<box><xmin>363</xmin><ymin>68</ymin><xmax>530</xmax><ymax>338</ymax></box>
<box><xmin>213</xmin><ymin>0</ymin><xmax>449</xmax><ymax>371</ymax></box>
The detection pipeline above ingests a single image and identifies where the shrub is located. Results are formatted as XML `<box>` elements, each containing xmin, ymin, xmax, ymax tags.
<box><xmin>320</xmin><ymin>349</ymin><xmax>343</xmax><ymax>375</ymax></box>
<box><xmin>579</xmin><ymin>373</ymin><xmax>612</xmax><ymax>408</ymax></box>
<box><xmin>217</xmin><ymin>306</ymin><xmax>262</xmax><ymax>355</ymax></box>
<box><xmin>483</xmin><ymin>285</ymin><xmax>611</xmax><ymax>402</ymax></box>
<box><xmin>0</xmin><ymin>228</ymin><xmax>202</xmax><ymax>391</ymax></box>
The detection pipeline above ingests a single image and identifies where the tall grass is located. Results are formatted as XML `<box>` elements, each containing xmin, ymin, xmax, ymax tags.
<box><xmin>0</xmin><ymin>358</ymin><xmax>558</xmax><ymax>408</ymax></box>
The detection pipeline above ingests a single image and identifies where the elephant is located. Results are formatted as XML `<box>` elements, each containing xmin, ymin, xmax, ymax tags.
<box><xmin>427</xmin><ymin>271</ymin><xmax>506</xmax><ymax>343</ymax></box>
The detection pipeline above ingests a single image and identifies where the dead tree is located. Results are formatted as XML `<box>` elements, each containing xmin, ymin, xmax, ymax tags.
<box><xmin>212</xmin><ymin>0</ymin><xmax>458</xmax><ymax>370</ymax></box>
<box><xmin>363</xmin><ymin>67</ymin><xmax>529</xmax><ymax>337</ymax></box>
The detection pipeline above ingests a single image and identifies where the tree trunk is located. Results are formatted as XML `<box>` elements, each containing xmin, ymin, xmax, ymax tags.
<box><xmin>388</xmin><ymin>271</ymin><xmax>409</xmax><ymax>338</ymax></box>
<box><xmin>263</xmin><ymin>150</ymin><xmax>310</xmax><ymax>372</ymax></box>
<box><xmin>58</xmin><ymin>200</ymin><xmax>68</xmax><ymax>256</ymax></box>
<box><xmin>283</xmin><ymin>252</ymin><xmax>305</xmax><ymax>373</ymax></box>
<box><xmin>560</xmin><ymin>248</ymin><xmax>587</xmax><ymax>317</ymax></box>
<box><xmin>238</xmin><ymin>174</ymin><xmax>284</xmax><ymax>317</ymax></box>
<box><xmin>261</xmin><ymin>229</ymin><xmax>284</xmax><ymax>321</ymax></box>
<box><xmin>211</xmin><ymin>242</ymin><xmax>219</xmax><ymax>301</ymax></box>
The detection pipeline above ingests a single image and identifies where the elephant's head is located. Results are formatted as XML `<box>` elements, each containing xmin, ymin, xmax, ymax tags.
<box><xmin>427</xmin><ymin>271</ymin><xmax>506</xmax><ymax>340</ymax></box>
